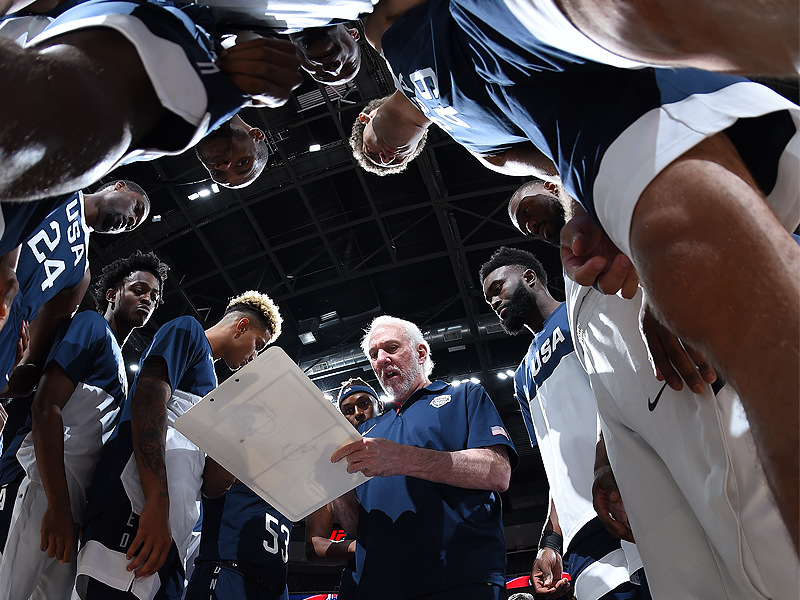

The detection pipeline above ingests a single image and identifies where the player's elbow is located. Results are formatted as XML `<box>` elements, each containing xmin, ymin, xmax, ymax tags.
<box><xmin>488</xmin><ymin>460</ymin><xmax>511</xmax><ymax>492</ymax></box>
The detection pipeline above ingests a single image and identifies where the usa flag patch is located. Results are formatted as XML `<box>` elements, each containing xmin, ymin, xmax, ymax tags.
<box><xmin>491</xmin><ymin>425</ymin><xmax>509</xmax><ymax>439</ymax></box>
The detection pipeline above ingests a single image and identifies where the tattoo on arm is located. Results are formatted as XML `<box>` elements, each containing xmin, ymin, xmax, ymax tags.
<box><xmin>130</xmin><ymin>357</ymin><xmax>172</xmax><ymax>497</ymax></box>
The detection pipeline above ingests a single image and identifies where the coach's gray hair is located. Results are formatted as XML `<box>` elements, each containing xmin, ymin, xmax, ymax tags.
<box><xmin>361</xmin><ymin>315</ymin><xmax>434</xmax><ymax>377</ymax></box>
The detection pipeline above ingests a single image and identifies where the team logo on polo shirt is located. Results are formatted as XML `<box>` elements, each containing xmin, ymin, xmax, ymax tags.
<box><xmin>430</xmin><ymin>394</ymin><xmax>451</xmax><ymax>408</ymax></box>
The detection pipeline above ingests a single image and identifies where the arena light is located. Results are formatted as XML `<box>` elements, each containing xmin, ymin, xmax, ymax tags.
<box><xmin>129</xmin><ymin>364</ymin><xmax>139</xmax><ymax>372</ymax></box>
<box><xmin>497</xmin><ymin>372</ymin><xmax>508</xmax><ymax>380</ymax></box>
<box><xmin>198</xmin><ymin>189</ymin><xmax>211</xmax><ymax>197</ymax></box>
<box><xmin>211</xmin><ymin>183</ymin><xmax>220</xmax><ymax>193</ymax></box>
<box><xmin>298</xmin><ymin>317</ymin><xmax>319</xmax><ymax>345</ymax></box>
<box><xmin>505</xmin><ymin>369</ymin><xmax>515</xmax><ymax>377</ymax></box>
<box><xmin>187</xmin><ymin>192</ymin><xmax>200</xmax><ymax>201</ymax></box>
<box><xmin>309</xmin><ymin>143</ymin><xmax>321</xmax><ymax>152</ymax></box>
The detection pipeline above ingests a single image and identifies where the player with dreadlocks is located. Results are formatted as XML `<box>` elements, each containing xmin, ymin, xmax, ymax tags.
<box><xmin>0</xmin><ymin>251</ymin><xmax>168</xmax><ymax>600</ymax></box>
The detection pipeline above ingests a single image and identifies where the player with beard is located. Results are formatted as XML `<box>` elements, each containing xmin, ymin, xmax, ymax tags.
<box><xmin>480</xmin><ymin>247</ymin><xmax>647</xmax><ymax>600</ymax></box>
<box><xmin>330</xmin><ymin>315</ymin><xmax>516</xmax><ymax>600</ymax></box>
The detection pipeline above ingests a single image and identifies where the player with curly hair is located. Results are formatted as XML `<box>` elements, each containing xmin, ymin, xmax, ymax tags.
<box><xmin>76</xmin><ymin>290</ymin><xmax>282</xmax><ymax>600</ymax></box>
<box><xmin>0</xmin><ymin>250</ymin><xmax>168</xmax><ymax>600</ymax></box>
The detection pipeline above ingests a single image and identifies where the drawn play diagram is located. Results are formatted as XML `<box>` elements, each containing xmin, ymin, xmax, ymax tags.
<box><xmin>175</xmin><ymin>346</ymin><xmax>368</xmax><ymax>521</ymax></box>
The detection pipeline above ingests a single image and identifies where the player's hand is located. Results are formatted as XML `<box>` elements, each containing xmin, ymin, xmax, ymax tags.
<box><xmin>4</xmin><ymin>358</ymin><xmax>38</xmax><ymax>398</ymax></box>
<box><xmin>530</xmin><ymin>547</ymin><xmax>571</xmax><ymax>597</ymax></box>
<box><xmin>331</xmin><ymin>437</ymin><xmax>406</xmax><ymax>477</ymax></box>
<box><xmin>639</xmin><ymin>297</ymin><xmax>716</xmax><ymax>394</ymax></box>
<box><xmin>560</xmin><ymin>215</ymin><xmax>639</xmax><ymax>299</ymax></box>
<box><xmin>218</xmin><ymin>38</ymin><xmax>303</xmax><ymax>108</ymax></box>
<box><xmin>40</xmin><ymin>504</ymin><xmax>75</xmax><ymax>564</ymax></box>
<box><xmin>126</xmin><ymin>499</ymin><xmax>172</xmax><ymax>578</ymax></box>
<box><xmin>592</xmin><ymin>464</ymin><xmax>634</xmax><ymax>543</ymax></box>
<box><xmin>0</xmin><ymin>265</ymin><xmax>18</xmax><ymax>335</ymax></box>
<box><xmin>15</xmin><ymin>319</ymin><xmax>29</xmax><ymax>368</ymax></box>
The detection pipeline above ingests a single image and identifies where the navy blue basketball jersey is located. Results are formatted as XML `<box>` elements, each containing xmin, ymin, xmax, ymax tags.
<box><xmin>15</xmin><ymin>192</ymin><xmax>89</xmax><ymax>322</ymax></box>
<box><xmin>194</xmin><ymin>482</ymin><xmax>291</xmax><ymax>594</ymax></box>
<box><xmin>48</xmin><ymin>311</ymin><xmax>127</xmax><ymax>400</ymax></box>
<box><xmin>122</xmin><ymin>315</ymin><xmax>216</xmax><ymax>419</ymax></box>
<box><xmin>0</xmin><ymin>195</ymin><xmax>65</xmax><ymax>258</ymax></box>
<box><xmin>0</xmin><ymin>192</ymin><xmax>90</xmax><ymax>382</ymax></box>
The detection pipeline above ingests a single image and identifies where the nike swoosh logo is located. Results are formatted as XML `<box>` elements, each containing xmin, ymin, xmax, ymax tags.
<box><xmin>647</xmin><ymin>382</ymin><xmax>669</xmax><ymax>412</ymax></box>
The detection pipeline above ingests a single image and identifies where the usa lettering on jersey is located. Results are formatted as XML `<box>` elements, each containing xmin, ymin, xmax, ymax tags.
<box><xmin>26</xmin><ymin>197</ymin><xmax>85</xmax><ymax>292</ymax></box>
<box><xmin>399</xmin><ymin>68</ymin><xmax>471</xmax><ymax>133</ymax></box>
<box><xmin>529</xmin><ymin>326</ymin><xmax>566</xmax><ymax>377</ymax></box>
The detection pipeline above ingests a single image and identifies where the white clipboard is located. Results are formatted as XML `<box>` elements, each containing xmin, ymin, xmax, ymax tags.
<box><xmin>174</xmin><ymin>346</ymin><xmax>367</xmax><ymax>521</ymax></box>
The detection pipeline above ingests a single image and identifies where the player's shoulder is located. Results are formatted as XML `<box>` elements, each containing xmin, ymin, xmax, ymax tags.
<box><xmin>67</xmin><ymin>309</ymin><xmax>108</xmax><ymax>334</ymax></box>
<box><xmin>160</xmin><ymin>315</ymin><xmax>204</xmax><ymax>336</ymax></box>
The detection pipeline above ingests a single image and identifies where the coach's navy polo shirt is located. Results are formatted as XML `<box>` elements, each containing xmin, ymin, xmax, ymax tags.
<box><xmin>353</xmin><ymin>380</ymin><xmax>517</xmax><ymax>600</ymax></box>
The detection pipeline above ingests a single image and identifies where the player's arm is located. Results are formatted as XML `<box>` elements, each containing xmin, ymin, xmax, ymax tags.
<box><xmin>5</xmin><ymin>269</ymin><xmax>90</xmax><ymax>397</ymax></box>
<box><xmin>127</xmin><ymin>355</ymin><xmax>173</xmax><ymax>578</ymax></box>
<box><xmin>530</xmin><ymin>498</ymin><xmax>571</xmax><ymax>598</ymax></box>
<box><xmin>470</xmin><ymin>143</ymin><xmax>560</xmax><ymax>182</ymax></box>
<box><xmin>0</xmin><ymin>246</ymin><xmax>20</xmax><ymax>335</ymax></box>
<box><xmin>332</xmin><ymin>441</ymin><xmax>511</xmax><ymax>492</ymax></box>
<box><xmin>31</xmin><ymin>360</ymin><xmax>79</xmax><ymax>564</ymax></box>
<box><xmin>330</xmin><ymin>490</ymin><xmax>359</xmax><ymax>536</ymax></box>
<box><xmin>305</xmin><ymin>502</ymin><xmax>355</xmax><ymax>565</ymax></box>
<box><xmin>201</xmin><ymin>456</ymin><xmax>237</xmax><ymax>499</ymax></box>
<box><xmin>0</xmin><ymin>31</ymin><xmax>164</xmax><ymax>201</ymax></box>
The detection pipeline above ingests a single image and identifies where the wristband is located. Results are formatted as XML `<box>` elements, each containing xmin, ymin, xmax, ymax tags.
<box><xmin>539</xmin><ymin>530</ymin><xmax>563</xmax><ymax>555</ymax></box>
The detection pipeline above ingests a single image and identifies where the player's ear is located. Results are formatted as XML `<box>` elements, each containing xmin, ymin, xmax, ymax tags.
<box><xmin>416</xmin><ymin>343</ymin><xmax>427</xmax><ymax>364</ymax></box>
<box><xmin>358</xmin><ymin>112</ymin><xmax>370</xmax><ymax>124</ymax></box>
<box><xmin>236</xmin><ymin>317</ymin><xmax>249</xmax><ymax>336</ymax></box>
<box><xmin>523</xmin><ymin>269</ymin><xmax>537</xmax><ymax>287</ymax></box>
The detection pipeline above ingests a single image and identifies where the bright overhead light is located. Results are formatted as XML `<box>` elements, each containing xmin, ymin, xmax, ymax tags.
<box><xmin>298</xmin><ymin>331</ymin><xmax>316</xmax><ymax>345</ymax></box>
<box><xmin>505</xmin><ymin>369</ymin><xmax>515</xmax><ymax>377</ymax></box>
<box><xmin>198</xmin><ymin>189</ymin><xmax>211</xmax><ymax>197</ymax></box>
<box><xmin>497</xmin><ymin>372</ymin><xmax>508</xmax><ymax>380</ymax></box>
<box><xmin>187</xmin><ymin>192</ymin><xmax>200</xmax><ymax>201</ymax></box>
<box><xmin>460</xmin><ymin>379</ymin><xmax>470</xmax><ymax>384</ymax></box>
<box><xmin>451</xmin><ymin>380</ymin><xmax>461</xmax><ymax>386</ymax></box>
<box><xmin>129</xmin><ymin>364</ymin><xmax>139</xmax><ymax>372</ymax></box>
<box><xmin>470</xmin><ymin>377</ymin><xmax>480</xmax><ymax>384</ymax></box>
<box><xmin>309</xmin><ymin>143</ymin><xmax>321</xmax><ymax>152</ymax></box>
<box><xmin>211</xmin><ymin>183</ymin><xmax>220</xmax><ymax>193</ymax></box>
